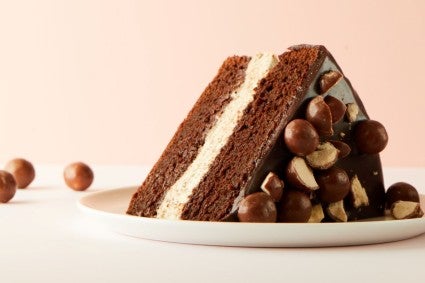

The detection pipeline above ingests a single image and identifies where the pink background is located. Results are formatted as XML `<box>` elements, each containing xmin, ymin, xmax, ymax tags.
<box><xmin>0</xmin><ymin>0</ymin><xmax>424</xmax><ymax>166</ymax></box>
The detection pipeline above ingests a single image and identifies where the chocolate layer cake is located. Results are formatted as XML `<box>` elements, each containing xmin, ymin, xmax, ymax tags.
<box><xmin>127</xmin><ymin>45</ymin><xmax>387</xmax><ymax>222</ymax></box>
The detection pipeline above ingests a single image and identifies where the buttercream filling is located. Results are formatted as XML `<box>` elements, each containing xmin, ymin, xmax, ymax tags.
<box><xmin>156</xmin><ymin>53</ymin><xmax>279</xmax><ymax>219</ymax></box>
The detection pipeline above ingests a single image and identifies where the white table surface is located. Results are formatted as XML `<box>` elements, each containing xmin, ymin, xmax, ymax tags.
<box><xmin>1</xmin><ymin>165</ymin><xmax>424</xmax><ymax>283</ymax></box>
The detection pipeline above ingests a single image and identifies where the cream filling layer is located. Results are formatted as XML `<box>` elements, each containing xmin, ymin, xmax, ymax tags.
<box><xmin>156</xmin><ymin>53</ymin><xmax>279</xmax><ymax>219</ymax></box>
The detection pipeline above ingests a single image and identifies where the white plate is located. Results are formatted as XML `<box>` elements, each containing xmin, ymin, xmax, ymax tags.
<box><xmin>77</xmin><ymin>187</ymin><xmax>425</xmax><ymax>247</ymax></box>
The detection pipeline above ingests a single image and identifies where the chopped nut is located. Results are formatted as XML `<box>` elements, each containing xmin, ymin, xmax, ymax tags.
<box><xmin>346</xmin><ymin>103</ymin><xmax>359</xmax><ymax>123</ymax></box>
<box><xmin>350</xmin><ymin>175</ymin><xmax>369</xmax><ymax>208</ymax></box>
<box><xmin>390</xmin><ymin>201</ymin><xmax>424</xmax><ymax>220</ymax></box>
<box><xmin>329</xmin><ymin>140</ymin><xmax>351</xmax><ymax>158</ymax></box>
<box><xmin>308</xmin><ymin>204</ymin><xmax>325</xmax><ymax>223</ymax></box>
<box><xmin>306</xmin><ymin>142</ymin><xmax>339</xmax><ymax>170</ymax></box>
<box><xmin>261</xmin><ymin>172</ymin><xmax>284</xmax><ymax>202</ymax></box>
<box><xmin>326</xmin><ymin>200</ymin><xmax>348</xmax><ymax>222</ymax></box>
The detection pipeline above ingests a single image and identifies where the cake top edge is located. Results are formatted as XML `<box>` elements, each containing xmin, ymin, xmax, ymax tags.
<box><xmin>222</xmin><ymin>44</ymin><xmax>326</xmax><ymax>61</ymax></box>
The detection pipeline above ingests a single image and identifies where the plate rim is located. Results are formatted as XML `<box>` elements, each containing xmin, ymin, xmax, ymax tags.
<box><xmin>77</xmin><ymin>186</ymin><xmax>425</xmax><ymax>247</ymax></box>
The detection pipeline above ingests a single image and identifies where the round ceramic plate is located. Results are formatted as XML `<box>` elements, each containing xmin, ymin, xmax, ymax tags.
<box><xmin>77</xmin><ymin>187</ymin><xmax>425</xmax><ymax>247</ymax></box>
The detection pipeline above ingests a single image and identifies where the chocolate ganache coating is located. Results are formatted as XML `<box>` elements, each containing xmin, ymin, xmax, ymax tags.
<box><xmin>227</xmin><ymin>46</ymin><xmax>385</xmax><ymax>221</ymax></box>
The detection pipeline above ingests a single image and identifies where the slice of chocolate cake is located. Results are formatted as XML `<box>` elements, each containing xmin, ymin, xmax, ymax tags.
<box><xmin>127</xmin><ymin>45</ymin><xmax>388</xmax><ymax>222</ymax></box>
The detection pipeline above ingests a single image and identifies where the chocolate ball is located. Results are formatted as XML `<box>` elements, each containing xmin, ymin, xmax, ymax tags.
<box><xmin>386</xmin><ymin>182</ymin><xmax>420</xmax><ymax>209</ymax></box>
<box><xmin>237</xmin><ymin>192</ymin><xmax>277</xmax><ymax>223</ymax></box>
<box><xmin>4</xmin><ymin>158</ymin><xmax>35</xmax><ymax>189</ymax></box>
<box><xmin>0</xmin><ymin>170</ymin><xmax>17</xmax><ymax>203</ymax></box>
<box><xmin>64</xmin><ymin>162</ymin><xmax>94</xmax><ymax>191</ymax></box>
<box><xmin>284</xmin><ymin>119</ymin><xmax>319</xmax><ymax>156</ymax></box>
<box><xmin>354</xmin><ymin>120</ymin><xmax>388</xmax><ymax>154</ymax></box>
<box><xmin>285</xmin><ymin>157</ymin><xmax>319</xmax><ymax>191</ymax></box>
<box><xmin>319</xmin><ymin>70</ymin><xmax>343</xmax><ymax>94</ymax></box>
<box><xmin>324</xmin><ymin>95</ymin><xmax>346</xmax><ymax>124</ymax></box>
<box><xmin>278</xmin><ymin>190</ymin><xmax>312</xmax><ymax>222</ymax></box>
<box><xmin>317</xmin><ymin>167</ymin><xmax>350</xmax><ymax>203</ymax></box>
<box><xmin>306</xmin><ymin>96</ymin><xmax>333</xmax><ymax>136</ymax></box>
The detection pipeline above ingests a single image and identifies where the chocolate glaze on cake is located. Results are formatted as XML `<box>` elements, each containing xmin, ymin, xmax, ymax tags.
<box><xmin>230</xmin><ymin>47</ymin><xmax>385</xmax><ymax>221</ymax></box>
<box><xmin>222</xmin><ymin>47</ymin><xmax>385</xmax><ymax>222</ymax></box>
<box><xmin>127</xmin><ymin>45</ymin><xmax>386</xmax><ymax>222</ymax></box>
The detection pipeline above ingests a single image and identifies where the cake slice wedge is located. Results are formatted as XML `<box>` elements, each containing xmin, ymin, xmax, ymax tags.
<box><xmin>127</xmin><ymin>45</ymin><xmax>387</xmax><ymax>222</ymax></box>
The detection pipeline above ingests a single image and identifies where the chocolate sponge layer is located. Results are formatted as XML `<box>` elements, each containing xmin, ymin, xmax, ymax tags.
<box><xmin>127</xmin><ymin>56</ymin><xmax>250</xmax><ymax>217</ymax></box>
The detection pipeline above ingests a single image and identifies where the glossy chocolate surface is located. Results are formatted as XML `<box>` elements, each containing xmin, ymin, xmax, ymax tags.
<box><xmin>0</xmin><ymin>170</ymin><xmax>17</xmax><ymax>203</ymax></box>
<box><xmin>4</xmin><ymin>158</ymin><xmax>35</xmax><ymax>189</ymax></box>
<box><xmin>237</xmin><ymin>192</ymin><xmax>277</xmax><ymax>222</ymax></box>
<box><xmin>325</xmin><ymin>95</ymin><xmax>346</xmax><ymax>124</ymax></box>
<box><xmin>229</xmin><ymin>49</ymin><xmax>386</xmax><ymax>221</ymax></box>
<box><xmin>284</xmin><ymin>119</ymin><xmax>319</xmax><ymax>156</ymax></box>
<box><xmin>354</xmin><ymin>120</ymin><xmax>388</xmax><ymax>154</ymax></box>
<box><xmin>64</xmin><ymin>162</ymin><xmax>94</xmax><ymax>191</ymax></box>
<box><xmin>278</xmin><ymin>190</ymin><xmax>312</xmax><ymax>222</ymax></box>
<box><xmin>317</xmin><ymin>167</ymin><xmax>350</xmax><ymax>203</ymax></box>
<box><xmin>386</xmin><ymin>182</ymin><xmax>420</xmax><ymax>209</ymax></box>
<box><xmin>306</xmin><ymin>96</ymin><xmax>333</xmax><ymax>136</ymax></box>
